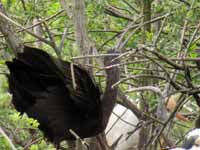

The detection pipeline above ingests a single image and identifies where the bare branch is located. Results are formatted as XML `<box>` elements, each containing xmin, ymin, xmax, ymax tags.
<box><xmin>0</xmin><ymin>127</ymin><xmax>17</xmax><ymax>150</ymax></box>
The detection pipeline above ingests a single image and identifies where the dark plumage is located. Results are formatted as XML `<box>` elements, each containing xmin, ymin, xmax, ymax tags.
<box><xmin>6</xmin><ymin>46</ymin><xmax>104</xmax><ymax>146</ymax></box>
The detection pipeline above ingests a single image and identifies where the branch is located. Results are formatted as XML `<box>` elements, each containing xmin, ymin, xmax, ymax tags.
<box><xmin>0</xmin><ymin>3</ymin><xmax>23</xmax><ymax>56</ymax></box>
<box><xmin>104</xmin><ymin>5</ymin><xmax>133</xmax><ymax>21</ymax></box>
<box><xmin>0</xmin><ymin>127</ymin><xmax>17</xmax><ymax>150</ymax></box>
<box><xmin>0</xmin><ymin>11</ymin><xmax>52</xmax><ymax>46</ymax></box>
<box><xmin>140</xmin><ymin>45</ymin><xmax>184</xmax><ymax>70</ymax></box>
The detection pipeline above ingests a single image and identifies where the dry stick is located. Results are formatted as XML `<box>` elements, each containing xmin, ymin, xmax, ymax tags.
<box><xmin>117</xmin><ymin>91</ymin><xmax>142</xmax><ymax>118</ymax></box>
<box><xmin>109</xmin><ymin>4</ymin><xmax>133</xmax><ymax>15</ymax></box>
<box><xmin>140</xmin><ymin>45</ymin><xmax>184</xmax><ymax>70</ymax></box>
<box><xmin>0</xmin><ymin>127</ymin><xmax>17</xmax><ymax>150</ymax></box>
<box><xmin>97</xmin><ymin>32</ymin><xmax>122</xmax><ymax>51</ymax></box>
<box><xmin>171</xmin><ymin>57</ymin><xmax>200</xmax><ymax>61</ymax></box>
<box><xmin>180</xmin><ymin>18</ymin><xmax>188</xmax><ymax>51</ymax></box>
<box><xmin>126</xmin><ymin>86</ymin><xmax>163</xmax><ymax>98</ymax></box>
<box><xmin>19</xmin><ymin>10</ymin><xmax>64</xmax><ymax>34</ymax></box>
<box><xmin>121</xmin><ymin>0</ymin><xmax>139</xmax><ymax>13</ymax></box>
<box><xmin>115</xmin><ymin>21</ymin><xmax>135</xmax><ymax>50</ymax></box>
<box><xmin>0</xmin><ymin>10</ymin><xmax>64</xmax><ymax>38</ymax></box>
<box><xmin>105</xmin><ymin>5</ymin><xmax>133</xmax><ymax>21</ymax></box>
<box><xmin>153</xmin><ymin>13</ymin><xmax>169</xmax><ymax>47</ymax></box>
<box><xmin>152</xmin><ymin>95</ymin><xmax>189</xmax><ymax>144</ymax></box>
<box><xmin>178</xmin><ymin>0</ymin><xmax>191</xmax><ymax>6</ymax></box>
<box><xmin>112</xmin><ymin>74</ymin><xmax>166</xmax><ymax>88</ymax></box>
<box><xmin>185</xmin><ymin>22</ymin><xmax>200</xmax><ymax>55</ymax></box>
<box><xmin>126</xmin><ymin>67</ymin><xmax>179</xmax><ymax>74</ymax></box>
<box><xmin>113</xmin><ymin>47</ymin><xmax>200</xmax><ymax>62</ymax></box>
<box><xmin>59</xmin><ymin>27</ymin><xmax>68</xmax><ymax>51</ymax></box>
<box><xmin>139</xmin><ymin>51</ymin><xmax>182</xmax><ymax>90</ymax></box>
<box><xmin>182</xmin><ymin>0</ymin><xmax>196</xmax><ymax>55</ymax></box>
<box><xmin>103</xmin><ymin>60</ymin><xmax>151</xmax><ymax>70</ymax></box>
<box><xmin>42</xmin><ymin>21</ymin><xmax>61</xmax><ymax>57</ymax></box>
<box><xmin>118</xmin><ymin>13</ymin><xmax>171</xmax><ymax>50</ymax></box>
<box><xmin>128</xmin><ymin>13</ymin><xmax>172</xmax><ymax>31</ymax></box>
<box><xmin>23</xmin><ymin>137</ymin><xmax>43</xmax><ymax>150</ymax></box>
<box><xmin>71</xmin><ymin>53</ymin><xmax>121</xmax><ymax>60</ymax></box>
<box><xmin>60</xmin><ymin>0</ymin><xmax>73</xmax><ymax>18</ymax></box>
<box><xmin>105</xmin><ymin>109</ymin><xmax>129</xmax><ymax>135</ymax></box>
<box><xmin>20</xmin><ymin>0</ymin><xmax>26</xmax><ymax>10</ymax></box>
<box><xmin>115</xmin><ymin>16</ymin><xmax>143</xmax><ymax>50</ymax></box>
<box><xmin>111</xmin><ymin>49</ymin><xmax>136</xmax><ymax>62</ymax></box>
<box><xmin>98</xmin><ymin>13</ymin><xmax>172</xmax><ymax>51</ymax></box>
<box><xmin>172</xmin><ymin>88</ymin><xmax>200</xmax><ymax>96</ymax></box>
<box><xmin>194</xmin><ymin>34</ymin><xmax>200</xmax><ymax>43</ymax></box>
<box><xmin>70</xmin><ymin>63</ymin><xmax>77</xmax><ymax>90</ymax></box>
<box><xmin>112</xmin><ymin>111</ymin><xmax>137</xmax><ymax>127</ymax></box>
<box><xmin>126</xmin><ymin>85</ymin><xmax>166</xmax><ymax>130</ymax></box>
<box><xmin>0</xmin><ymin>3</ymin><xmax>23</xmax><ymax>55</ymax></box>
<box><xmin>151</xmin><ymin>3</ymin><xmax>196</xmax><ymax>146</ymax></box>
<box><xmin>119</xmin><ymin>94</ymin><xmax>164</xmax><ymax>125</ymax></box>
<box><xmin>69</xmin><ymin>129</ymin><xmax>89</xmax><ymax>150</ymax></box>
<box><xmin>0</xmin><ymin>11</ymin><xmax>52</xmax><ymax>46</ymax></box>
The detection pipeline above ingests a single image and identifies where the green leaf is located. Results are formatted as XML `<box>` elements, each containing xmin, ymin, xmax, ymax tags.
<box><xmin>30</xmin><ymin>144</ymin><xmax>39</xmax><ymax>150</ymax></box>
<box><xmin>189</xmin><ymin>43</ymin><xmax>198</xmax><ymax>51</ymax></box>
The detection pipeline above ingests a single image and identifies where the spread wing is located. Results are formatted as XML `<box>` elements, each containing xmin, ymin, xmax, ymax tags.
<box><xmin>6</xmin><ymin>46</ymin><xmax>101</xmax><ymax>113</ymax></box>
<box><xmin>6</xmin><ymin>46</ymin><xmax>102</xmax><ymax>141</ymax></box>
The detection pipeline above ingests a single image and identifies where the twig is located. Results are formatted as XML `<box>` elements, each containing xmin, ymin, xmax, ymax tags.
<box><xmin>185</xmin><ymin>22</ymin><xmax>200</xmax><ymax>53</ymax></box>
<box><xmin>0</xmin><ymin>126</ymin><xmax>17</xmax><ymax>150</ymax></box>
<box><xmin>139</xmin><ymin>49</ymin><xmax>182</xmax><ymax>90</ymax></box>
<box><xmin>104</xmin><ymin>5</ymin><xmax>133</xmax><ymax>21</ymax></box>
<box><xmin>59</xmin><ymin>27</ymin><xmax>68</xmax><ymax>52</ymax></box>
<box><xmin>152</xmin><ymin>94</ymin><xmax>188</xmax><ymax>144</ymax></box>
<box><xmin>17</xmin><ymin>10</ymin><xmax>64</xmax><ymax>34</ymax></box>
<box><xmin>121</xmin><ymin>0</ymin><xmax>139</xmax><ymax>13</ymax></box>
<box><xmin>23</xmin><ymin>137</ymin><xmax>43</xmax><ymax>150</ymax></box>
<box><xmin>106</xmin><ymin>109</ymin><xmax>129</xmax><ymax>135</ymax></box>
<box><xmin>0</xmin><ymin>11</ymin><xmax>52</xmax><ymax>46</ymax></box>
<box><xmin>71</xmin><ymin>53</ymin><xmax>121</xmax><ymax>60</ymax></box>
<box><xmin>112</xmin><ymin>75</ymin><xmax>166</xmax><ymax>88</ymax></box>
<box><xmin>118</xmin><ymin>13</ymin><xmax>171</xmax><ymax>50</ymax></box>
<box><xmin>153</xmin><ymin>13</ymin><xmax>169</xmax><ymax>47</ymax></box>
<box><xmin>126</xmin><ymin>86</ymin><xmax>163</xmax><ymax>97</ymax></box>
<box><xmin>70</xmin><ymin>63</ymin><xmax>77</xmax><ymax>90</ymax></box>
<box><xmin>43</xmin><ymin>21</ymin><xmax>61</xmax><ymax>57</ymax></box>
<box><xmin>140</xmin><ymin>45</ymin><xmax>184</xmax><ymax>70</ymax></box>
<box><xmin>69</xmin><ymin>129</ymin><xmax>89</xmax><ymax>150</ymax></box>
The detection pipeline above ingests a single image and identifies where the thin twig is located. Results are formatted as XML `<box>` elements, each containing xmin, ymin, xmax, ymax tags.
<box><xmin>126</xmin><ymin>86</ymin><xmax>163</xmax><ymax>98</ymax></box>
<box><xmin>0</xmin><ymin>11</ymin><xmax>52</xmax><ymax>46</ymax></box>
<box><xmin>70</xmin><ymin>63</ymin><xmax>77</xmax><ymax>90</ymax></box>
<box><xmin>69</xmin><ymin>129</ymin><xmax>89</xmax><ymax>150</ymax></box>
<box><xmin>0</xmin><ymin>126</ymin><xmax>17</xmax><ymax>150</ymax></box>
<box><xmin>153</xmin><ymin>13</ymin><xmax>169</xmax><ymax>47</ymax></box>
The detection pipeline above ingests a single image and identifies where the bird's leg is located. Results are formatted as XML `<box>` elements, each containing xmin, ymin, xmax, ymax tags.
<box><xmin>55</xmin><ymin>144</ymin><xmax>60</xmax><ymax>150</ymax></box>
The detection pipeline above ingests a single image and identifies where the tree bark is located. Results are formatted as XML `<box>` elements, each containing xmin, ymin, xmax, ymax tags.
<box><xmin>0</xmin><ymin>3</ymin><xmax>23</xmax><ymax>56</ymax></box>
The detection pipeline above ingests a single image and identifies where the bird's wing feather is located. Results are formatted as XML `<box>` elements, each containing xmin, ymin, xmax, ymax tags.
<box><xmin>7</xmin><ymin>46</ymin><xmax>101</xmax><ymax>114</ymax></box>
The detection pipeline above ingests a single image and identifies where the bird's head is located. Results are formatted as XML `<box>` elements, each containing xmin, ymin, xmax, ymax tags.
<box><xmin>182</xmin><ymin>128</ymin><xmax>200</xmax><ymax>149</ymax></box>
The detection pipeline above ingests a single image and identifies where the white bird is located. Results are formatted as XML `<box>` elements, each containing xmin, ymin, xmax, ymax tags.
<box><xmin>106</xmin><ymin>104</ymin><xmax>140</xmax><ymax>150</ymax></box>
<box><xmin>170</xmin><ymin>128</ymin><xmax>200</xmax><ymax>150</ymax></box>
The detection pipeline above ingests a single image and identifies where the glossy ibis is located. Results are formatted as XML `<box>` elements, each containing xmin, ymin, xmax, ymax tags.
<box><xmin>6</xmin><ymin>46</ymin><xmax>119</xmax><ymax>147</ymax></box>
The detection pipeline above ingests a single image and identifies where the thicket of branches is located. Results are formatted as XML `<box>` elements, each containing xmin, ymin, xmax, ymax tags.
<box><xmin>0</xmin><ymin>0</ymin><xmax>200</xmax><ymax>150</ymax></box>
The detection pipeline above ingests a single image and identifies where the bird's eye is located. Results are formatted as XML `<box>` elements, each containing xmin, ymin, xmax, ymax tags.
<box><xmin>195</xmin><ymin>137</ymin><xmax>200</xmax><ymax>147</ymax></box>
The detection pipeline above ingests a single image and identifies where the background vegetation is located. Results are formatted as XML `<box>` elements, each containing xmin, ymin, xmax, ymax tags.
<box><xmin>0</xmin><ymin>0</ymin><xmax>200</xmax><ymax>150</ymax></box>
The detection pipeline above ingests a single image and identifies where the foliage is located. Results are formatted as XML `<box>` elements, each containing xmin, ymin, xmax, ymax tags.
<box><xmin>0</xmin><ymin>0</ymin><xmax>200</xmax><ymax>149</ymax></box>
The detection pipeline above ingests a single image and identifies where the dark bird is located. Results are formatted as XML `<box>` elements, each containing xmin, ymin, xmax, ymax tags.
<box><xmin>6</xmin><ymin>46</ymin><xmax>119</xmax><ymax>148</ymax></box>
